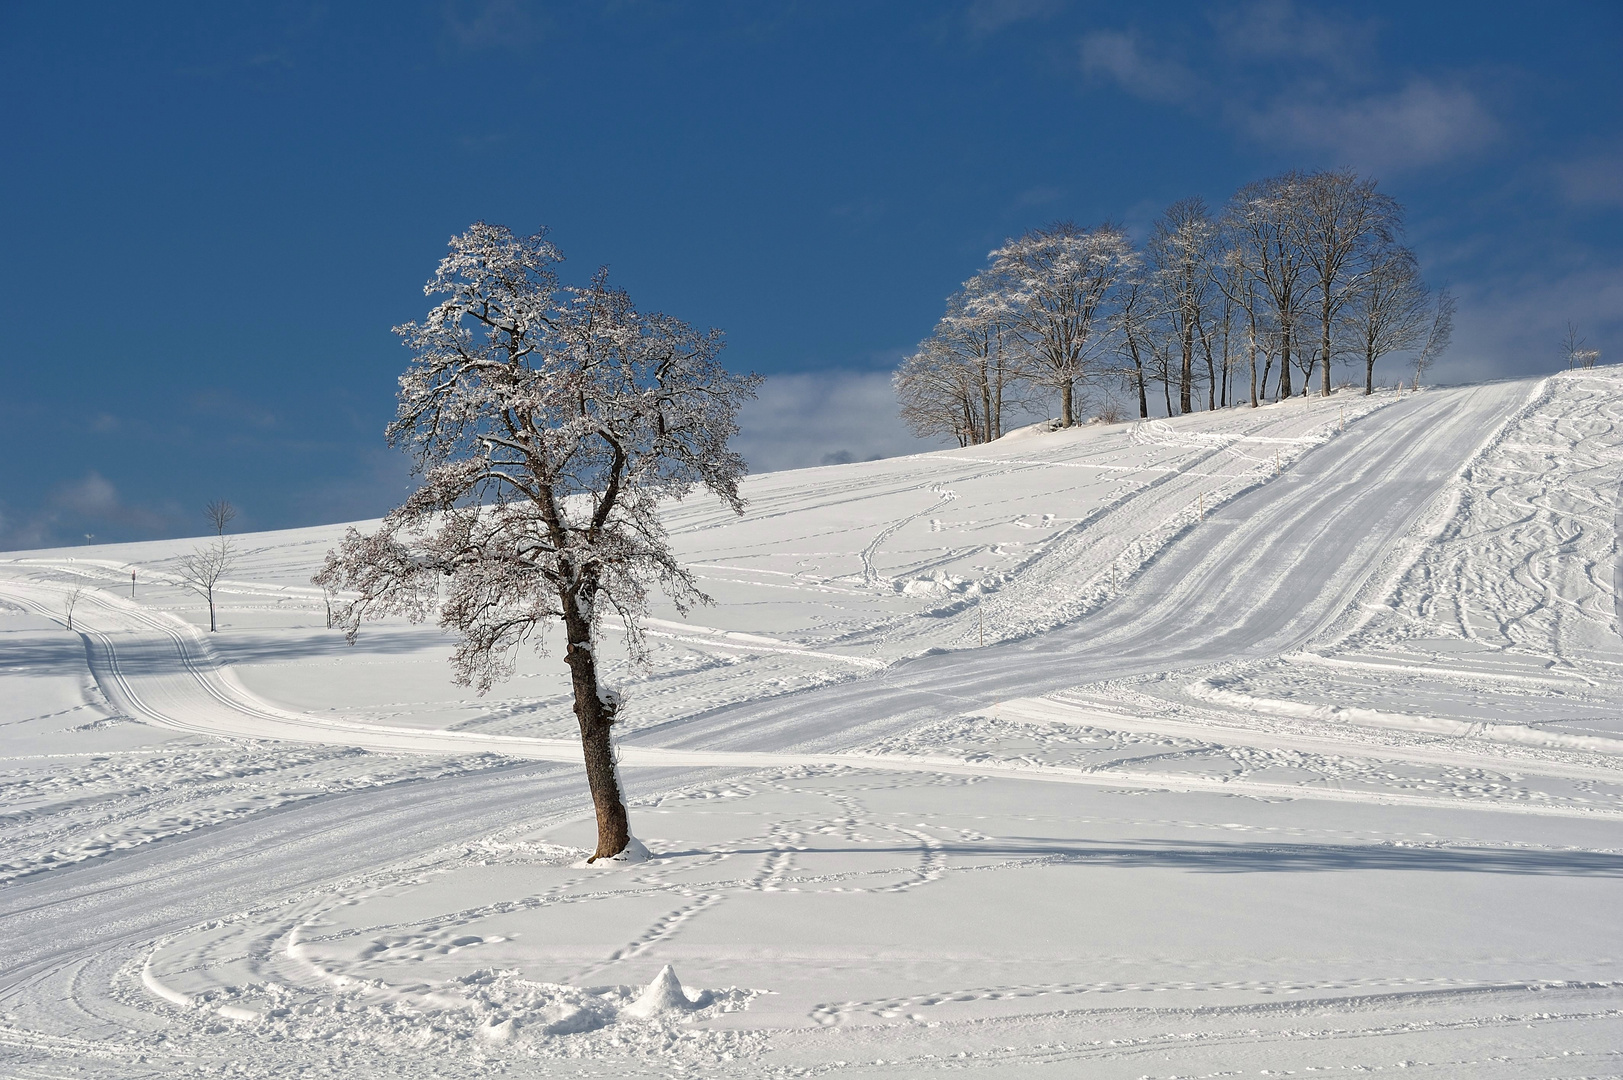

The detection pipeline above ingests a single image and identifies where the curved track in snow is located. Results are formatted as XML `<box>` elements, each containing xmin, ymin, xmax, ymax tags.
<box><xmin>5</xmin><ymin>377</ymin><xmax>1617</xmax><ymax>1078</ymax></box>
<box><xmin>637</xmin><ymin>381</ymin><xmax>1535</xmax><ymax>752</ymax></box>
<box><xmin>0</xmin><ymin>382</ymin><xmax>1532</xmax><ymax>772</ymax></box>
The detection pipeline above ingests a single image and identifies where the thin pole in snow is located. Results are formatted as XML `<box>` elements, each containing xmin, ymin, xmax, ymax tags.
<box><xmin>131</xmin><ymin>570</ymin><xmax>136</xmax><ymax>599</ymax></box>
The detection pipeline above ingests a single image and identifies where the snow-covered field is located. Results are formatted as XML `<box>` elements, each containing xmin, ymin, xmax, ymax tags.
<box><xmin>2</xmin><ymin>372</ymin><xmax>1621</xmax><ymax>1077</ymax></box>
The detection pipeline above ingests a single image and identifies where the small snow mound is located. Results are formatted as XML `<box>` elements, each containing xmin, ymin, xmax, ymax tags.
<box><xmin>899</xmin><ymin>570</ymin><xmax>975</xmax><ymax>598</ymax></box>
<box><xmin>578</xmin><ymin>834</ymin><xmax>652</xmax><ymax>867</ymax></box>
<box><xmin>624</xmin><ymin>965</ymin><xmax>701</xmax><ymax>1018</ymax></box>
<box><xmin>995</xmin><ymin>418</ymin><xmax>1063</xmax><ymax>442</ymax></box>
<box><xmin>608</xmin><ymin>835</ymin><xmax>652</xmax><ymax>863</ymax></box>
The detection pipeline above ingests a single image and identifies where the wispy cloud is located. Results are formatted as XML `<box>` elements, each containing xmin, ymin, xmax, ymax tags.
<box><xmin>1240</xmin><ymin>80</ymin><xmax>1500</xmax><ymax>173</ymax></box>
<box><xmin>964</xmin><ymin>0</ymin><xmax>1063</xmax><ymax>38</ymax></box>
<box><xmin>442</xmin><ymin>0</ymin><xmax>543</xmax><ymax>53</ymax></box>
<box><xmin>1078</xmin><ymin>30</ymin><xmax>1200</xmax><ymax>104</ymax></box>
<box><xmin>734</xmin><ymin>369</ymin><xmax>951</xmax><ymax>475</ymax></box>
<box><xmin>0</xmin><ymin>472</ymin><xmax>180</xmax><ymax>552</ymax></box>
<box><xmin>1556</xmin><ymin>147</ymin><xmax>1623</xmax><ymax>208</ymax></box>
<box><xmin>1211</xmin><ymin>0</ymin><xmax>1377</xmax><ymax>74</ymax></box>
<box><xmin>1078</xmin><ymin>1</ymin><xmax>1500</xmax><ymax>174</ymax></box>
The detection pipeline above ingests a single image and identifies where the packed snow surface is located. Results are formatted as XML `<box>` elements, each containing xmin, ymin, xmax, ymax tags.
<box><xmin>2</xmin><ymin>376</ymin><xmax>1622</xmax><ymax>1077</ymax></box>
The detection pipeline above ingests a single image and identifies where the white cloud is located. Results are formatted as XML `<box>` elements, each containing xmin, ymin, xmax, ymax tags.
<box><xmin>442</xmin><ymin>0</ymin><xmax>541</xmax><ymax>53</ymax></box>
<box><xmin>1429</xmin><ymin>262</ymin><xmax>1623</xmax><ymax>385</ymax></box>
<box><xmin>964</xmin><ymin>0</ymin><xmax>1062</xmax><ymax>37</ymax></box>
<box><xmin>1213</xmin><ymin>0</ymin><xmax>1377</xmax><ymax>74</ymax></box>
<box><xmin>1242</xmin><ymin>80</ymin><xmax>1500</xmax><ymax>174</ymax></box>
<box><xmin>1556</xmin><ymin>149</ymin><xmax>1623</xmax><ymax>208</ymax></box>
<box><xmin>1079</xmin><ymin>30</ymin><xmax>1200</xmax><ymax>104</ymax></box>
<box><xmin>1078</xmin><ymin>7</ymin><xmax>1500</xmax><ymax>175</ymax></box>
<box><xmin>733</xmin><ymin>370</ymin><xmax>952</xmax><ymax>475</ymax></box>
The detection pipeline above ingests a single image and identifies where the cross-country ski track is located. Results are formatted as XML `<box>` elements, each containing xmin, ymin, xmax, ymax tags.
<box><xmin>3</xmin><ymin>373</ymin><xmax>1623</xmax><ymax>1078</ymax></box>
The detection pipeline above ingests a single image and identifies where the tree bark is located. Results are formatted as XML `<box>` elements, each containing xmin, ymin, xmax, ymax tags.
<box><xmin>1321</xmin><ymin>299</ymin><xmax>1334</xmax><ymax>397</ymax></box>
<box><xmin>1060</xmin><ymin>380</ymin><xmax>1074</xmax><ymax>427</ymax></box>
<box><xmin>1129</xmin><ymin>339</ymin><xmax>1149</xmax><ymax>419</ymax></box>
<box><xmin>1179</xmin><ymin>322</ymin><xmax>1194</xmax><ymax>415</ymax></box>
<box><xmin>1278</xmin><ymin>325</ymin><xmax>1293</xmax><ymax>400</ymax></box>
<box><xmin>561</xmin><ymin>586</ymin><xmax>631</xmax><ymax>862</ymax></box>
<box><xmin>1365</xmin><ymin>344</ymin><xmax>1376</xmax><ymax>395</ymax></box>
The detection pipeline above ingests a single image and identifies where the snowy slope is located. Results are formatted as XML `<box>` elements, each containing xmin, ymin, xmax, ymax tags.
<box><xmin>1</xmin><ymin>372</ymin><xmax>1621</xmax><ymax>1078</ymax></box>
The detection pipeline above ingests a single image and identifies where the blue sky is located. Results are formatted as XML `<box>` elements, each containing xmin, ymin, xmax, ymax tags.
<box><xmin>1</xmin><ymin>1</ymin><xmax>1618</xmax><ymax>548</ymax></box>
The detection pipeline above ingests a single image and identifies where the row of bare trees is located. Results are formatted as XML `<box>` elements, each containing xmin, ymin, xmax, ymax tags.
<box><xmin>897</xmin><ymin>170</ymin><xmax>1455</xmax><ymax>444</ymax></box>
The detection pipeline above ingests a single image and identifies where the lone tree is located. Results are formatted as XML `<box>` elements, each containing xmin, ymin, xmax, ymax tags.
<box><xmin>205</xmin><ymin>498</ymin><xmax>237</xmax><ymax>535</ymax></box>
<box><xmin>176</xmin><ymin>501</ymin><xmax>237</xmax><ymax>632</ymax></box>
<box><xmin>315</xmin><ymin>223</ymin><xmax>760</xmax><ymax>862</ymax></box>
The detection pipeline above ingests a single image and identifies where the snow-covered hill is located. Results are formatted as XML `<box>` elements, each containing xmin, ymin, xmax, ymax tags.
<box><xmin>2</xmin><ymin>371</ymin><xmax>1621</xmax><ymax>1077</ymax></box>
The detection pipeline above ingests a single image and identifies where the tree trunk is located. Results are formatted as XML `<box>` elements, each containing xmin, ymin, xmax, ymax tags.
<box><xmin>1129</xmin><ymin>339</ymin><xmax>1149</xmax><ymax>419</ymax></box>
<box><xmin>1179</xmin><ymin>324</ymin><xmax>1194</xmax><ymax>415</ymax></box>
<box><xmin>561</xmin><ymin>588</ymin><xmax>631</xmax><ymax>862</ymax></box>
<box><xmin>1321</xmin><ymin>300</ymin><xmax>1334</xmax><ymax>397</ymax></box>
<box><xmin>207</xmin><ymin>588</ymin><xmax>216</xmax><ymax>633</ymax></box>
<box><xmin>1364</xmin><ymin>344</ymin><xmax>1375</xmax><ymax>395</ymax></box>
<box><xmin>1060</xmin><ymin>381</ymin><xmax>1074</xmax><ymax>427</ymax></box>
<box><xmin>1278</xmin><ymin>325</ymin><xmax>1293</xmax><ymax>400</ymax></box>
<box><xmin>979</xmin><ymin>362</ymin><xmax>993</xmax><ymax>445</ymax></box>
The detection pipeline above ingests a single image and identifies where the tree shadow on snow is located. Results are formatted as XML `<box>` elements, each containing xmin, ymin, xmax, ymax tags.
<box><xmin>657</xmin><ymin>839</ymin><xmax>1623</xmax><ymax>877</ymax></box>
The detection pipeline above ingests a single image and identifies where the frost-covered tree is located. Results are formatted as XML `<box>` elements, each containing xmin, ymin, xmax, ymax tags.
<box><xmin>1414</xmin><ymin>287</ymin><xmax>1456</xmax><ymax>387</ymax></box>
<box><xmin>315</xmin><ymin>223</ymin><xmax>760</xmax><ymax>862</ymax></box>
<box><xmin>1561</xmin><ymin>322</ymin><xmax>1601</xmax><ymax>370</ymax></box>
<box><xmin>993</xmin><ymin>222</ymin><xmax>1135</xmax><ymax>427</ymax></box>
<box><xmin>896</xmin><ymin>336</ymin><xmax>984</xmax><ymax>446</ymax></box>
<box><xmin>896</xmin><ymin>271</ymin><xmax>1023</xmax><ymax>445</ymax></box>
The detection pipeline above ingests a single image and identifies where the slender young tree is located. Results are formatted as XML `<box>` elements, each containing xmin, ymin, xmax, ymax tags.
<box><xmin>1341</xmin><ymin>243</ymin><xmax>1430</xmax><ymax>394</ymax></box>
<box><xmin>177</xmin><ymin>533</ymin><xmax>236</xmax><ymax>633</ymax></box>
<box><xmin>1226</xmin><ymin>173</ymin><xmax>1311</xmax><ymax>400</ymax></box>
<box><xmin>1413</xmin><ymin>287</ymin><xmax>1456</xmax><ymax>388</ymax></box>
<box><xmin>1214</xmin><ymin>245</ymin><xmax>1265</xmax><ymax>408</ymax></box>
<box><xmin>1114</xmin><ymin>270</ymin><xmax>1153</xmax><ymax>419</ymax></box>
<box><xmin>1146</xmin><ymin>198</ymin><xmax>1218</xmax><ymax>414</ymax></box>
<box><xmin>1561</xmin><ymin>322</ymin><xmax>1601</xmax><ymax>370</ymax></box>
<box><xmin>1299</xmin><ymin>170</ymin><xmax>1401</xmax><ymax>397</ymax></box>
<box><xmin>205</xmin><ymin>499</ymin><xmax>237</xmax><ymax>535</ymax></box>
<box><xmin>316</xmin><ymin>223</ymin><xmax>760</xmax><ymax>862</ymax></box>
